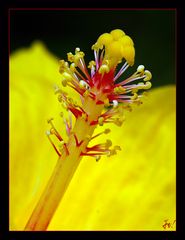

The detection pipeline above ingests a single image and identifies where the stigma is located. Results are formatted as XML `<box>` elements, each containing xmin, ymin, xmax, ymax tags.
<box><xmin>92</xmin><ymin>29</ymin><xmax>135</xmax><ymax>67</ymax></box>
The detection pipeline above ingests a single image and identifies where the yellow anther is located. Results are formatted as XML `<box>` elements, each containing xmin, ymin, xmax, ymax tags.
<box><xmin>59</xmin><ymin>60</ymin><xmax>69</xmax><ymax>73</ymax></box>
<box><xmin>59</xmin><ymin>59</ymin><xmax>65</xmax><ymax>69</ymax></box>
<box><xmin>63</xmin><ymin>72</ymin><xmax>72</xmax><ymax>80</ymax></box>
<box><xmin>131</xmin><ymin>93</ymin><xmax>138</xmax><ymax>100</ymax></box>
<box><xmin>61</xmin><ymin>72</ymin><xmax>72</xmax><ymax>87</ymax></box>
<box><xmin>124</xmin><ymin>104</ymin><xmax>132</xmax><ymax>112</ymax></box>
<box><xmin>58</xmin><ymin>94</ymin><xmax>64</xmax><ymax>102</ymax></box>
<box><xmin>134</xmin><ymin>99</ymin><xmax>143</xmax><ymax>106</ymax></box>
<box><xmin>131</xmin><ymin>88</ymin><xmax>139</xmax><ymax>94</ymax></box>
<box><xmin>73</xmin><ymin>51</ymin><xmax>85</xmax><ymax>65</ymax></box>
<box><xmin>112</xmin><ymin>100</ymin><xmax>118</xmax><ymax>108</ymax></box>
<box><xmin>91</xmin><ymin>43</ymin><xmax>100</xmax><ymax>51</ymax></box>
<box><xmin>104</xmin><ymin>128</ymin><xmax>111</xmax><ymax>134</ymax></box>
<box><xmin>137</xmin><ymin>65</ymin><xmax>145</xmax><ymax>74</ymax></box>
<box><xmin>104</xmin><ymin>98</ymin><xmax>110</xmax><ymax>107</ymax></box>
<box><xmin>144</xmin><ymin>70</ymin><xmax>152</xmax><ymax>81</ymax></box>
<box><xmin>88</xmin><ymin>60</ymin><xmax>96</xmax><ymax>69</ymax></box>
<box><xmin>67</xmin><ymin>52</ymin><xmax>74</xmax><ymax>62</ymax></box>
<box><xmin>79</xmin><ymin>51</ymin><xmax>85</xmax><ymax>58</ymax></box>
<box><xmin>98</xmin><ymin>64</ymin><xmax>110</xmax><ymax>74</ymax></box>
<box><xmin>98</xmin><ymin>116</ymin><xmax>104</xmax><ymax>126</ymax></box>
<box><xmin>61</xmin><ymin>79</ymin><xmax>67</xmax><ymax>87</ymax></box>
<box><xmin>45</xmin><ymin>130</ymin><xmax>51</xmax><ymax>136</ymax></box>
<box><xmin>107</xmin><ymin>145</ymin><xmax>121</xmax><ymax>157</ymax></box>
<box><xmin>107</xmin><ymin>149</ymin><xmax>116</xmax><ymax>157</ymax></box>
<box><xmin>68</xmin><ymin>97</ymin><xmax>75</xmax><ymax>105</ymax></box>
<box><xmin>47</xmin><ymin>118</ymin><xmax>54</xmax><ymax>124</ymax></box>
<box><xmin>53</xmin><ymin>85</ymin><xmax>62</xmax><ymax>94</ymax></box>
<box><xmin>114</xmin><ymin>86</ymin><xmax>126</xmax><ymax>94</ymax></box>
<box><xmin>137</xmin><ymin>81</ymin><xmax>151</xmax><ymax>90</ymax></box>
<box><xmin>110</xmin><ymin>29</ymin><xmax>125</xmax><ymax>40</ymax></box>
<box><xmin>50</xmin><ymin>128</ymin><xmax>56</xmax><ymax>134</ymax></box>
<box><xmin>114</xmin><ymin>145</ymin><xmax>121</xmax><ymax>151</ymax></box>
<box><xmin>75</xmin><ymin>47</ymin><xmax>80</xmax><ymax>53</ymax></box>
<box><xmin>105</xmin><ymin>139</ymin><xmax>112</xmax><ymax>148</ymax></box>
<box><xmin>114</xmin><ymin>116</ymin><xmax>125</xmax><ymax>126</ymax></box>
<box><xmin>79</xmin><ymin>80</ymin><xmax>90</xmax><ymax>90</ymax></box>
<box><xmin>70</xmin><ymin>63</ymin><xmax>76</xmax><ymax>72</ymax></box>
<box><xmin>143</xmin><ymin>81</ymin><xmax>152</xmax><ymax>89</ymax></box>
<box><xmin>95</xmin><ymin>155</ymin><xmax>101</xmax><ymax>161</ymax></box>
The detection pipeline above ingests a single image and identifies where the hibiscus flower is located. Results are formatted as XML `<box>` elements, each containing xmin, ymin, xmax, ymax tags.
<box><xmin>10</xmin><ymin>30</ymin><xmax>176</xmax><ymax>231</ymax></box>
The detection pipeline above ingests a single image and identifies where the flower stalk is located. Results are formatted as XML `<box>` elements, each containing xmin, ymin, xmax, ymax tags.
<box><xmin>24</xmin><ymin>29</ymin><xmax>152</xmax><ymax>230</ymax></box>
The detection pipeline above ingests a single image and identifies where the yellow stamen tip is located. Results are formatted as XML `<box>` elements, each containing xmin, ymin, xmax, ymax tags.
<box><xmin>105</xmin><ymin>139</ymin><xmax>112</xmax><ymax>148</ymax></box>
<box><xmin>114</xmin><ymin>86</ymin><xmax>126</xmax><ymax>94</ymax></box>
<box><xmin>144</xmin><ymin>81</ymin><xmax>152</xmax><ymax>89</ymax></box>
<box><xmin>88</xmin><ymin>60</ymin><xmax>96</xmax><ymax>69</ymax></box>
<box><xmin>144</xmin><ymin>70</ymin><xmax>152</xmax><ymax>81</ymax></box>
<box><xmin>61</xmin><ymin>72</ymin><xmax>72</xmax><ymax>87</ymax></box>
<box><xmin>79</xmin><ymin>80</ymin><xmax>90</xmax><ymax>90</ymax></box>
<box><xmin>59</xmin><ymin>60</ymin><xmax>69</xmax><ymax>74</ymax></box>
<box><xmin>67</xmin><ymin>52</ymin><xmax>74</xmax><ymax>62</ymax></box>
<box><xmin>113</xmin><ymin>100</ymin><xmax>118</xmax><ymax>108</ymax></box>
<box><xmin>114</xmin><ymin>145</ymin><xmax>121</xmax><ymax>151</ymax></box>
<box><xmin>45</xmin><ymin>130</ymin><xmax>51</xmax><ymax>136</ymax></box>
<box><xmin>95</xmin><ymin>155</ymin><xmax>101</xmax><ymax>161</ymax></box>
<box><xmin>137</xmin><ymin>65</ymin><xmax>145</xmax><ymax>73</ymax></box>
<box><xmin>98</xmin><ymin>117</ymin><xmax>104</xmax><ymax>126</ymax></box>
<box><xmin>114</xmin><ymin>116</ymin><xmax>125</xmax><ymax>126</ymax></box>
<box><xmin>98</xmin><ymin>64</ymin><xmax>110</xmax><ymax>74</ymax></box>
<box><xmin>131</xmin><ymin>93</ymin><xmax>138</xmax><ymax>100</ymax></box>
<box><xmin>47</xmin><ymin>118</ymin><xmax>54</xmax><ymax>124</ymax></box>
<box><xmin>50</xmin><ymin>128</ymin><xmax>55</xmax><ymax>134</ymax></box>
<box><xmin>104</xmin><ymin>128</ymin><xmax>111</xmax><ymax>134</ymax></box>
<box><xmin>70</xmin><ymin>63</ymin><xmax>76</xmax><ymax>72</ymax></box>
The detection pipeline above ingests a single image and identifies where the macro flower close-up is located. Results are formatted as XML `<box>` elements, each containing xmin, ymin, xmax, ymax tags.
<box><xmin>9</xmin><ymin>10</ymin><xmax>176</xmax><ymax>231</ymax></box>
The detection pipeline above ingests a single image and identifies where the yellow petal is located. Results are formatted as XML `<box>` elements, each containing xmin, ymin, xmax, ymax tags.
<box><xmin>48</xmin><ymin>85</ymin><xmax>176</xmax><ymax>230</ymax></box>
<box><xmin>10</xmin><ymin>42</ymin><xmax>63</xmax><ymax>230</ymax></box>
<box><xmin>10</xmin><ymin>42</ymin><xmax>176</xmax><ymax>231</ymax></box>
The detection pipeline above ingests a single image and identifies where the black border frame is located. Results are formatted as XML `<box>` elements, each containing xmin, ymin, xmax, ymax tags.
<box><xmin>0</xmin><ymin>0</ymin><xmax>184</xmax><ymax>239</ymax></box>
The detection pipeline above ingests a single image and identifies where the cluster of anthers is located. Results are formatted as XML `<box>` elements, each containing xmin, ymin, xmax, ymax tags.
<box><xmin>46</xmin><ymin>29</ymin><xmax>152</xmax><ymax>161</ymax></box>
